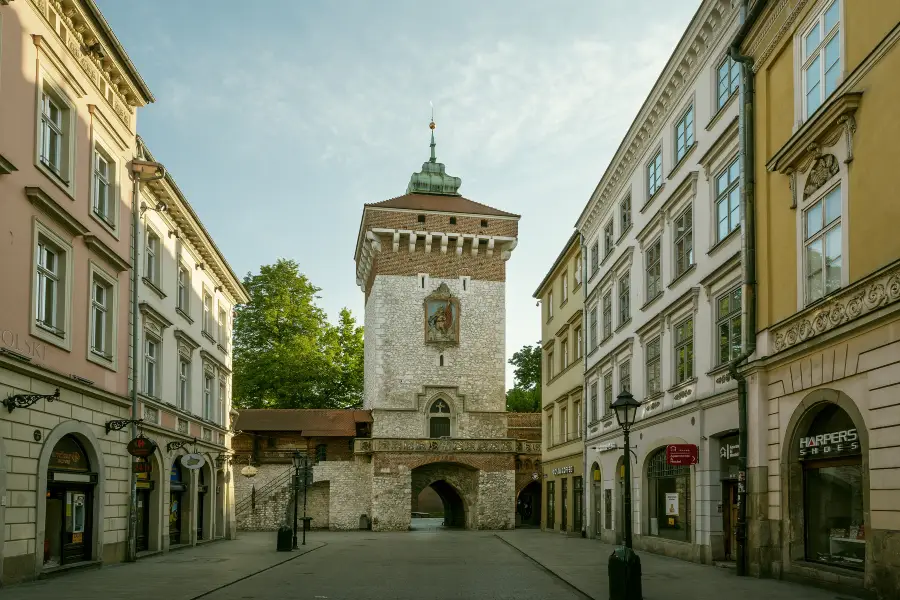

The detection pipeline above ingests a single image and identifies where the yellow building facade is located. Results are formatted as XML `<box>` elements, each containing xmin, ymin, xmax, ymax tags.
<box><xmin>534</xmin><ymin>232</ymin><xmax>585</xmax><ymax>534</ymax></box>
<box><xmin>738</xmin><ymin>1</ymin><xmax>900</xmax><ymax>596</ymax></box>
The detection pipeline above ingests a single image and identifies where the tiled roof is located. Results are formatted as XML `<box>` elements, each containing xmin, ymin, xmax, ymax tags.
<box><xmin>365</xmin><ymin>193</ymin><xmax>519</xmax><ymax>218</ymax></box>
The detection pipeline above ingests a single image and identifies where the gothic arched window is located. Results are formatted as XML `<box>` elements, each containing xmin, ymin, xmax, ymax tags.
<box><xmin>429</xmin><ymin>399</ymin><xmax>451</xmax><ymax>438</ymax></box>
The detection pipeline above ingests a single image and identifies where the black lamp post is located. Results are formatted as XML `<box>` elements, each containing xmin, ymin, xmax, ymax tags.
<box><xmin>608</xmin><ymin>389</ymin><xmax>643</xmax><ymax>600</ymax></box>
<box><xmin>291</xmin><ymin>451</ymin><xmax>305</xmax><ymax>549</ymax></box>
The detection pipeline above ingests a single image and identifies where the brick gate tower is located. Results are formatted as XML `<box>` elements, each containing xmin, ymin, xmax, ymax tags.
<box><xmin>352</xmin><ymin>121</ymin><xmax>532</xmax><ymax>531</ymax></box>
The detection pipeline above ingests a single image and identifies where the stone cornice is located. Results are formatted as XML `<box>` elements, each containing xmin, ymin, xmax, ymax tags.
<box><xmin>0</xmin><ymin>352</ymin><xmax>131</xmax><ymax>408</ymax></box>
<box><xmin>25</xmin><ymin>186</ymin><xmax>89</xmax><ymax>236</ymax></box>
<box><xmin>200</xmin><ymin>349</ymin><xmax>231</xmax><ymax>375</ymax></box>
<box><xmin>771</xmin><ymin>259</ymin><xmax>900</xmax><ymax>353</ymax></box>
<box><xmin>698</xmin><ymin>115</ymin><xmax>739</xmax><ymax>171</ymax></box>
<box><xmin>139</xmin><ymin>302</ymin><xmax>173</xmax><ymax>330</ymax></box>
<box><xmin>0</xmin><ymin>153</ymin><xmax>18</xmax><ymax>174</ymax></box>
<box><xmin>83</xmin><ymin>233</ymin><xmax>129</xmax><ymax>272</ymax></box>
<box><xmin>173</xmin><ymin>328</ymin><xmax>200</xmax><ymax>351</ymax></box>
<box><xmin>533</xmin><ymin>230</ymin><xmax>581</xmax><ymax>298</ymax></box>
<box><xmin>575</xmin><ymin>0</ymin><xmax>737</xmax><ymax>237</ymax></box>
<box><xmin>699</xmin><ymin>250</ymin><xmax>742</xmax><ymax>292</ymax></box>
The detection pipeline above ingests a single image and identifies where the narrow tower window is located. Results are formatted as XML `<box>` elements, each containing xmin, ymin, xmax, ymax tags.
<box><xmin>417</xmin><ymin>214</ymin><xmax>426</xmax><ymax>223</ymax></box>
<box><xmin>480</xmin><ymin>219</ymin><xmax>488</xmax><ymax>227</ymax></box>
<box><xmin>439</xmin><ymin>354</ymin><xmax>444</xmax><ymax>366</ymax></box>
<box><xmin>421</xmin><ymin>276</ymin><xmax>426</xmax><ymax>289</ymax></box>
<box><xmin>450</xmin><ymin>217</ymin><xmax>457</xmax><ymax>225</ymax></box>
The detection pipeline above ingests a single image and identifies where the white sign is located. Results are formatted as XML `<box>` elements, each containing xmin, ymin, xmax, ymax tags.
<box><xmin>551</xmin><ymin>465</ymin><xmax>575</xmax><ymax>476</ymax></box>
<box><xmin>598</xmin><ymin>442</ymin><xmax>618</xmax><ymax>453</ymax></box>
<box><xmin>720</xmin><ymin>444</ymin><xmax>740</xmax><ymax>459</ymax></box>
<box><xmin>181</xmin><ymin>453</ymin><xmax>206</xmax><ymax>470</ymax></box>
<box><xmin>799</xmin><ymin>428</ymin><xmax>859</xmax><ymax>458</ymax></box>
<box><xmin>531</xmin><ymin>472</ymin><xmax>539</xmax><ymax>481</ymax></box>
<box><xmin>665</xmin><ymin>493</ymin><xmax>679</xmax><ymax>516</ymax></box>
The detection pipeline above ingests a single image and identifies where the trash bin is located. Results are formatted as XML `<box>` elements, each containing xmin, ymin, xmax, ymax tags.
<box><xmin>301</xmin><ymin>517</ymin><xmax>313</xmax><ymax>532</ymax></box>
<box><xmin>608</xmin><ymin>546</ymin><xmax>642</xmax><ymax>600</ymax></box>
<box><xmin>276</xmin><ymin>525</ymin><xmax>293</xmax><ymax>552</ymax></box>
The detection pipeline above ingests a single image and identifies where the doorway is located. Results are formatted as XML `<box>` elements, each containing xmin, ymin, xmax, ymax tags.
<box><xmin>197</xmin><ymin>467</ymin><xmax>207</xmax><ymax>541</ymax></box>
<box><xmin>136</xmin><ymin>476</ymin><xmax>152</xmax><ymax>552</ymax></box>
<box><xmin>44</xmin><ymin>435</ymin><xmax>95</xmax><ymax>568</ymax></box>
<box><xmin>723</xmin><ymin>482</ymin><xmax>738</xmax><ymax>561</ymax></box>
<box><xmin>169</xmin><ymin>458</ymin><xmax>187</xmax><ymax>546</ymax></box>
<box><xmin>517</xmin><ymin>481</ymin><xmax>541</xmax><ymax>527</ymax></box>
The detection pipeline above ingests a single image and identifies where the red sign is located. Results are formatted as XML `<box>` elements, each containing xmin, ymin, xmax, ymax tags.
<box><xmin>127</xmin><ymin>435</ymin><xmax>158</xmax><ymax>458</ymax></box>
<box><xmin>666</xmin><ymin>444</ymin><xmax>699</xmax><ymax>466</ymax></box>
<box><xmin>134</xmin><ymin>459</ymin><xmax>153</xmax><ymax>474</ymax></box>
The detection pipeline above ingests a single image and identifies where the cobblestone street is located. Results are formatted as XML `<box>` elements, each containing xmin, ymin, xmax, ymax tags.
<box><xmin>1</xmin><ymin>529</ymin><xmax>855</xmax><ymax>600</ymax></box>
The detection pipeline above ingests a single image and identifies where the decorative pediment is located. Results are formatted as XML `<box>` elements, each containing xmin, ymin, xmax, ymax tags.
<box><xmin>803</xmin><ymin>154</ymin><xmax>839</xmax><ymax>200</ymax></box>
<box><xmin>83</xmin><ymin>234</ymin><xmax>129</xmax><ymax>272</ymax></box>
<box><xmin>139</xmin><ymin>302</ymin><xmax>173</xmax><ymax>331</ymax></box>
<box><xmin>25</xmin><ymin>186</ymin><xmax>89</xmax><ymax>237</ymax></box>
<box><xmin>173</xmin><ymin>328</ymin><xmax>200</xmax><ymax>359</ymax></box>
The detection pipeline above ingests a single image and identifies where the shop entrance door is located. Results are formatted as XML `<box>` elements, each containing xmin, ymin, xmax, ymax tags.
<box><xmin>594</xmin><ymin>485</ymin><xmax>603</xmax><ymax>536</ymax></box>
<box><xmin>136</xmin><ymin>488</ymin><xmax>151</xmax><ymax>552</ymax></box>
<box><xmin>45</xmin><ymin>485</ymin><xmax>92</xmax><ymax>567</ymax></box>
<box><xmin>723</xmin><ymin>482</ymin><xmax>738</xmax><ymax>561</ymax></box>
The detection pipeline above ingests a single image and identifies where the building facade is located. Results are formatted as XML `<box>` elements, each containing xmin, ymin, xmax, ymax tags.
<box><xmin>737</xmin><ymin>1</ymin><xmax>900</xmax><ymax>596</ymax></box>
<box><xmin>576</xmin><ymin>0</ymin><xmax>743</xmax><ymax>564</ymax></box>
<box><xmin>534</xmin><ymin>232</ymin><xmax>584</xmax><ymax>534</ymax></box>
<box><xmin>0</xmin><ymin>0</ymin><xmax>246</xmax><ymax>584</ymax></box>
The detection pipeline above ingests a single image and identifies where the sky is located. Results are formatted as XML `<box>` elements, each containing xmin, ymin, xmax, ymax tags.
<box><xmin>96</xmin><ymin>0</ymin><xmax>700</xmax><ymax>387</ymax></box>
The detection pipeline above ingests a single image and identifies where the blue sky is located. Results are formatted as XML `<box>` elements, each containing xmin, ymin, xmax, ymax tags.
<box><xmin>97</xmin><ymin>0</ymin><xmax>699</xmax><ymax>387</ymax></box>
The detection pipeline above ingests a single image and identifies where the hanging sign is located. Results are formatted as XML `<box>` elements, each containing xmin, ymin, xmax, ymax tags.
<box><xmin>127</xmin><ymin>435</ymin><xmax>158</xmax><ymax>458</ymax></box>
<box><xmin>666</xmin><ymin>493</ymin><xmax>679</xmax><ymax>516</ymax></box>
<box><xmin>181</xmin><ymin>453</ymin><xmax>206</xmax><ymax>470</ymax></box>
<box><xmin>666</xmin><ymin>444</ymin><xmax>698</xmax><ymax>466</ymax></box>
<box><xmin>799</xmin><ymin>428</ymin><xmax>859</xmax><ymax>459</ymax></box>
<box><xmin>134</xmin><ymin>459</ymin><xmax>153</xmax><ymax>474</ymax></box>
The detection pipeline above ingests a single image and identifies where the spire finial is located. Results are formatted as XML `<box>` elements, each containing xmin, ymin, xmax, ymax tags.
<box><xmin>429</xmin><ymin>101</ymin><xmax>436</xmax><ymax>163</ymax></box>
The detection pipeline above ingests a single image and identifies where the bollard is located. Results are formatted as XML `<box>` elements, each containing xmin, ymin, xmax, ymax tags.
<box><xmin>608</xmin><ymin>546</ymin><xmax>643</xmax><ymax>600</ymax></box>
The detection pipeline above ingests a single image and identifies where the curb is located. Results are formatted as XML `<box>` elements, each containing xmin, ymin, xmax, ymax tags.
<box><xmin>494</xmin><ymin>534</ymin><xmax>596</xmax><ymax>600</ymax></box>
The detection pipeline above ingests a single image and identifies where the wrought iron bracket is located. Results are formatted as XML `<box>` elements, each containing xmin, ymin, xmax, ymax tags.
<box><xmin>167</xmin><ymin>437</ymin><xmax>197</xmax><ymax>453</ymax></box>
<box><xmin>105</xmin><ymin>418</ymin><xmax>144</xmax><ymax>435</ymax></box>
<box><xmin>2</xmin><ymin>388</ymin><xmax>60</xmax><ymax>413</ymax></box>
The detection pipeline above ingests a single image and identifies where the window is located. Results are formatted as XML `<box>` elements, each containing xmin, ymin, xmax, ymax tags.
<box><xmin>646</xmin><ymin>239</ymin><xmax>661</xmax><ymax>300</ymax></box>
<box><xmin>560</xmin><ymin>406</ymin><xmax>568</xmax><ymax>442</ymax></box>
<box><xmin>316</xmin><ymin>444</ymin><xmax>327</xmax><ymax>462</ymax></box>
<box><xmin>604</xmin><ymin>221</ymin><xmax>614</xmax><ymax>257</ymax></box>
<box><xmin>144</xmin><ymin>336</ymin><xmax>159</xmax><ymax>397</ymax></box>
<box><xmin>574</xmin><ymin>400</ymin><xmax>582</xmax><ymax>438</ymax></box>
<box><xmin>547</xmin><ymin>350</ymin><xmax>555</xmax><ymax>380</ymax></box>
<box><xmin>715</xmin><ymin>157</ymin><xmax>741</xmax><ymax>242</ymax></box>
<box><xmin>804</xmin><ymin>184</ymin><xmax>842</xmax><ymax>303</ymax></box>
<box><xmin>603</xmin><ymin>372</ymin><xmax>613</xmax><ymax>416</ymax></box>
<box><xmin>561</xmin><ymin>477</ymin><xmax>568</xmax><ymax>530</ymax></box>
<box><xmin>646</xmin><ymin>337</ymin><xmax>661</xmax><ymax>395</ymax></box>
<box><xmin>620</xmin><ymin>360</ymin><xmax>631</xmax><ymax>394</ymax></box>
<box><xmin>35</xmin><ymin>238</ymin><xmax>64</xmax><ymax>336</ymax></box>
<box><xmin>562</xmin><ymin>272</ymin><xmax>568</xmax><ymax>303</ymax></box>
<box><xmin>589</xmin><ymin>308</ymin><xmax>598</xmax><ymax>352</ymax></box>
<box><xmin>218</xmin><ymin>306</ymin><xmax>228</xmax><ymax>346</ymax></box>
<box><xmin>145</xmin><ymin>231</ymin><xmax>160</xmax><ymax>285</ymax></box>
<box><xmin>647</xmin><ymin>150</ymin><xmax>662</xmax><ymax>198</ymax></box>
<box><xmin>90</xmin><ymin>274</ymin><xmax>113</xmax><ymax>360</ymax></box>
<box><xmin>574</xmin><ymin>255</ymin><xmax>582</xmax><ymax>286</ymax></box>
<box><xmin>674</xmin><ymin>318</ymin><xmax>694</xmax><ymax>384</ymax></box>
<box><xmin>204</xmin><ymin>374</ymin><xmax>213</xmax><ymax>420</ymax></box>
<box><xmin>178</xmin><ymin>358</ymin><xmax>190</xmax><ymax>409</ymax></box>
<box><xmin>590</xmin><ymin>382</ymin><xmax>599</xmax><ymax>422</ymax></box>
<box><xmin>602</xmin><ymin>292</ymin><xmax>612</xmax><ymax>340</ymax></box>
<box><xmin>647</xmin><ymin>448</ymin><xmax>691</xmax><ymax>542</ymax></box>
<box><xmin>717</xmin><ymin>287</ymin><xmax>742</xmax><ymax>365</ymax></box>
<box><xmin>449</xmin><ymin>216</ymin><xmax>456</xmax><ymax>225</ymax></box>
<box><xmin>547</xmin><ymin>413</ymin><xmax>554</xmax><ymax>446</ymax></box>
<box><xmin>573</xmin><ymin>475</ymin><xmax>584</xmax><ymax>532</ymax></box>
<box><xmin>480</xmin><ymin>219</ymin><xmax>488</xmax><ymax>227</ymax></box>
<box><xmin>218</xmin><ymin>379</ymin><xmax>227</xmax><ymax>426</ymax></box>
<box><xmin>177</xmin><ymin>264</ymin><xmax>190</xmax><ymax>313</ymax></box>
<box><xmin>547</xmin><ymin>481</ymin><xmax>556</xmax><ymax>529</ymax></box>
<box><xmin>574</xmin><ymin>326</ymin><xmax>583</xmax><ymax>360</ymax></box>
<box><xmin>429</xmin><ymin>399</ymin><xmax>451</xmax><ymax>438</ymax></box>
<box><xmin>618</xmin><ymin>274</ymin><xmax>630</xmax><ymax>326</ymax></box>
<box><xmin>203</xmin><ymin>291</ymin><xmax>213</xmax><ymax>334</ymax></box>
<box><xmin>590</xmin><ymin>242</ymin><xmax>599</xmax><ymax>277</ymax></box>
<box><xmin>92</xmin><ymin>147</ymin><xmax>114</xmax><ymax>225</ymax></box>
<box><xmin>39</xmin><ymin>91</ymin><xmax>66</xmax><ymax>176</ymax></box>
<box><xmin>717</xmin><ymin>55</ymin><xmax>740</xmax><ymax>110</ymax></box>
<box><xmin>417</xmin><ymin>214</ymin><xmax>425</xmax><ymax>223</ymax></box>
<box><xmin>547</xmin><ymin>291</ymin><xmax>554</xmax><ymax>320</ymax></box>
<box><xmin>562</xmin><ymin>339</ymin><xmax>569</xmax><ymax>370</ymax></box>
<box><xmin>801</xmin><ymin>0</ymin><xmax>841</xmax><ymax>119</ymax></box>
<box><xmin>674</xmin><ymin>104</ymin><xmax>695</xmax><ymax>163</ymax></box>
<box><xmin>620</xmin><ymin>195</ymin><xmax>632</xmax><ymax>234</ymax></box>
<box><xmin>673</xmin><ymin>206</ymin><xmax>694</xmax><ymax>277</ymax></box>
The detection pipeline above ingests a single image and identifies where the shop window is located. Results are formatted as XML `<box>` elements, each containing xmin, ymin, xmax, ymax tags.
<box><xmin>647</xmin><ymin>448</ymin><xmax>691</xmax><ymax>542</ymax></box>
<box><xmin>799</xmin><ymin>403</ymin><xmax>864</xmax><ymax>569</ymax></box>
<box><xmin>546</xmin><ymin>480</ymin><xmax>556</xmax><ymax>529</ymax></box>
<box><xmin>169</xmin><ymin>458</ymin><xmax>187</xmax><ymax>546</ymax></box>
<box><xmin>573</xmin><ymin>476</ymin><xmax>584</xmax><ymax>533</ymax></box>
<box><xmin>561</xmin><ymin>478</ymin><xmax>568</xmax><ymax>531</ymax></box>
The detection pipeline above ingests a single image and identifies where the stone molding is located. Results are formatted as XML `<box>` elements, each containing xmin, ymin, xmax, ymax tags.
<box><xmin>25</xmin><ymin>186</ymin><xmax>89</xmax><ymax>236</ymax></box>
<box><xmin>772</xmin><ymin>260</ymin><xmax>900</xmax><ymax>352</ymax></box>
<box><xmin>354</xmin><ymin>438</ymin><xmax>539</xmax><ymax>455</ymax></box>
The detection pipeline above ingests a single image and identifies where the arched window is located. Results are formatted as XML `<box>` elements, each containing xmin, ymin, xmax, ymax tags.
<box><xmin>429</xmin><ymin>399</ymin><xmax>451</xmax><ymax>438</ymax></box>
<box><xmin>647</xmin><ymin>448</ymin><xmax>691</xmax><ymax>542</ymax></box>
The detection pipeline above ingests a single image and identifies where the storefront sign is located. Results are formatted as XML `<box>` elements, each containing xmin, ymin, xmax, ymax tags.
<box><xmin>134</xmin><ymin>459</ymin><xmax>153</xmax><ymax>474</ymax></box>
<box><xmin>666</xmin><ymin>444</ymin><xmax>698</xmax><ymax>466</ymax></box>
<box><xmin>181</xmin><ymin>453</ymin><xmax>205</xmax><ymax>470</ymax></box>
<box><xmin>552</xmin><ymin>465</ymin><xmax>575</xmax><ymax>476</ymax></box>
<box><xmin>597</xmin><ymin>442</ymin><xmax>618</xmax><ymax>452</ymax></box>
<box><xmin>126</xmin><ymin>435</ymin><xmax>158</xmax><ymax>458</ymax></box>
<box><xmin>49</xmin><ymin>436</ymin><xmax>89</xmax><ymax>472</ymax></box>
<box><xmin>0</xmin><ymin>328</ymin><xmax>46</xmax><ymax>361</ymax></box>
<box><xmin>799</xmin><ymin>428</ymin><xmax>860</xmax><ymax>459</ymax></box>
<box><xmin>666</xmin><ymin>493</ymin><xmax>679</xmax><ymax>516</ymax></box>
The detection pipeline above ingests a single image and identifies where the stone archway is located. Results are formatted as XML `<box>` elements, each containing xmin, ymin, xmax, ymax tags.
<box><xmin>411</xmin><ymin>462</ymin><xmax>478</xmax><ymax>529</ymax></box>
<box><xmin>516</xmin><ymin>481</ymin><xmax>541</xmax><ymax>527</ymax></box>
<box><xmin>136</xmin><ymin>448</ymin><xmax>164</xmax><ymax>553</ymax></box>
<box><xmin>197</xmin><ymin>456</ymin><xmax>214</xmax><ymax>541</ymax></box>
<box><xmin>35</xmin><ymin>421</ymin><xmax>106</xmax><ymax>577</ymax></box>
<box><xmin>590</xmin><ymin>462</ymin><xmax>602</xmax><ymax>537</ymax></box>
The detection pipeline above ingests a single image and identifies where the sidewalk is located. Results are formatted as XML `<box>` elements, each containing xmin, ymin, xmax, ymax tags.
<box><xmin>0</xmin><ymin>533</ymin><xmax>324</xmax><ymax>600</ymax></box>
<box><xmin>495</xmin><ymin>529</ymin><xmax>849</xmax><ymax>600</ymax></box>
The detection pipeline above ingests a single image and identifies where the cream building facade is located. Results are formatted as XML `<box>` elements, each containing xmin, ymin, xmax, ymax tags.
<box><xmin>534</xmin><ymin>231</ymin><xmax>584</xmax><ymax>534</ymax></box>
<box><xmin>577</xmin><ymin>0</ymin><xmax>744</xmax><ymax>564</ymax></box>
<box><xmin>0</xmin><ymin>0</ymin><xmax>246</xmax><ymax>584</ymax></box>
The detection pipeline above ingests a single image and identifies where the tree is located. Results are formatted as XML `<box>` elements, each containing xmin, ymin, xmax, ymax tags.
<box><xmin>232</xmin><ymin>259</ymin><xmax>364</xmax><ymax>409</ymax></box>
<box><xmin>505</xmin><ymin>342</ymin><xmax>542</xmax><ymax>412</ymax></box>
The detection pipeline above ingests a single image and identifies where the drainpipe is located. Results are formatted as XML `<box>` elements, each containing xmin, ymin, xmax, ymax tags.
<box><xmin>580</xmin><ymin>232</ymin><xmax>588</xmax><ymax>538</ymax></box>
<box><xmin>727</xmin><ymin>0</ymin><xmax>767</xmax><ymax>578</ymax></box>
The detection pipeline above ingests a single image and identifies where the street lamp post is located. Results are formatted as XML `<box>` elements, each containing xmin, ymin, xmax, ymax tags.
<box><xmin>608</xmin><ymin>389</ymin><xmax>643</xmax><ymax>600</ymax></box>
<box><xmin>291</xmin><ymin>451</ymin><xmax>304</xmax><ymax>549</ymax></box>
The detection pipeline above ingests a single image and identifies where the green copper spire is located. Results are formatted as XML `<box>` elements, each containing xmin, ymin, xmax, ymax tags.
<box><xmin>407</xmin><ymin>119</ymin><xmax>462</xmax><ymax>196</ymax></box>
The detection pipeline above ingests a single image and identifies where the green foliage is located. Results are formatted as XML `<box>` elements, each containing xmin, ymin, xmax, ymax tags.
<box><xmin>505</xmin><ymin>342</ymin><xmax>542</xmax><ymax>412</ymax></box>
<box><xmin>232</xmin><ymin>259</ymin><xmax>364</xmax><ymax>409</ymax></box>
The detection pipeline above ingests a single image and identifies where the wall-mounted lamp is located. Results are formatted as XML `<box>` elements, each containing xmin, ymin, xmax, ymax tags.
<box><xmin>168</xmin><ymin>229</ymin><xmax>180</xmax><ymax>239</ymax></box>
<box><xmin>196</xmin><ymin>262</ymin><xmax>205</xmax><ymax>271</ymax></box>
<box><xmin>214</xmin><ymin>286</ymin><xmax>223</xmax><ymax>293</ymax></box>
<box><xmin>140</xmin><ymin>201</ymin><xmax>167</xmax><ymax>215</ymax></box>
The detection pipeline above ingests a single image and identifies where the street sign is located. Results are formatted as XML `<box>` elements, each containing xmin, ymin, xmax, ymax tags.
<box><xmin>181</xmin><ymin>453</ymin><xmax>205</xmax><ymax>470</ymax></box>
<box><xmin>666</xmin><ymin>444</ymin><xmax>698</xmax><ymax>466</ymax></box>
<box><xmin>126</xmin><ymin>435</ymin><xmax>157</xmax><ymax>458</ymax></box>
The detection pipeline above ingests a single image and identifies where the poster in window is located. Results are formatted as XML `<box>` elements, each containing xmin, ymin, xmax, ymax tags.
<box><xmin>666</xmin><ymin>492</ymin><xmax>679</xmax><ymax>516</ymax></box>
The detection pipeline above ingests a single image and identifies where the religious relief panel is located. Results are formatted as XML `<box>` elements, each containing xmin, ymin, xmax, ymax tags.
<box><xmin>424</xmin><ymin>283</ymin><xmax>460</xmax><ymax>345</ymax></box>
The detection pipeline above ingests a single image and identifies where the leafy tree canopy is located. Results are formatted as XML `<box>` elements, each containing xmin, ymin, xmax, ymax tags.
<box><xmin>233</xmin><ymin>259</ymin><xmax>364</xmax><ymax>409</ymax></box>
<box><xmin>505</xmin><ymin>342</ymin><xmax>542</xmax><ymax>412</ymax></box>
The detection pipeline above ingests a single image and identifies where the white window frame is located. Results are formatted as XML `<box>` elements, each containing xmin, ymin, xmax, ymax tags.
<box><xmin>802</xmin><ymin>182</ymin><xmax>843</xmax><ymax>305</ymax></box>
<box><xmin>590</xmin><ymin>241</ymin><xmax>599</xmax><ymax>277</ymax></box>
<box><xmin>618</xmin><ymin>273</ymin><xmax>630</xmax><ymax>326</ymax></box>
<box><xmin>35</xmin><ymin>70</ymin><xmax>76</xmax><ymax>195</ymax></box>
<box><xmin>574</xmin><ymin>326</ymin><xmax>583</xmax><ymax>360</ymax></box>
<box><xmin>547</xmin><ymin>412</ymin><xmax>554</xmax><ymax>446</ymax></box>
<box><xmin>602</xmin><ymin>291</ymin><xmax>612</xmax><ymax>341</ymax></box>
<box><xmin>90</xmin><ymin>134</ymin><xmax>119</xmax><ymax>234</ymax></box>
<box><xmin>31</xmin><ymin>220</ymin><xmax>73</xmax><ymax>350</ymax></box>
<box><xmin>145</xmin><ymin>228</ymin><xmax>162</xmax><ymax>286</ymax></box>
<box><xmin>620</xmin><ymin>194</ymin><xmax>632</xmax><ymax>235</ymax></box>
<box><xmin>716</xmin><ymin>286</ymin><xmax>742</xmax><ymax>366</ymax></box>
<box><xmin>589</xmin><ymin>307</ymin><xmax>598</xmax><ymax>352</ymax></box>
<box><xmin>673</xmin><ymin>317</ymin><xmax>695</xmax><ymax>385</ymax></box>
<box><xmin>714</xmin><ymin>155</ymin><xmax>741</xmax><ymax>243</ymax></box>
<box><xmin>87</xmin><ymin>262</ymin><xmax>118</xmax><ymax>369</ymax></box>
<box><xmin>589</xmin><ymin>381</ymin><xmax>599</xmax><ymax>422</ymax></box>
<box><xmin>560</xmin><ymin>406</ymin><xmax>568</xmax><ymax>442</ymax></box>
<box><xmin>203</xmin><ymin>289</ymin><xmax>213</xmax><ymax>334</ymax></box>
<box><xmin>562</xmin><ymin>271</ymin><xmax>569</xmax><ymax>303</ymax></box>
<box><xmin>604</xmin><ymin>220</ymin><xmax>614</xmax><ymax>257</ymax></box>
<box><xmin>645</xmin><ymin>237</ymin><xmax>662</xmax><ymax>301</ymax></box>
<box><xmin>673</xmin><ymin>205</ymin><xmax>694</xmax><ymax>278</ymax></box>
<box><xmin>177</xmin><ymin>262</ymin><xmax>190</xmax><ymax>314</ymax></box>
<box><xmin>547</xmin><ymin>348</ymin><xmax>554</xmax><ymax>380</ymax></box>
<box><xmin>647</xmin><ymin>149</ymin><xmax>663</xmax><ymax>199</ymax></box>
<box><xmin>144</xmin><ymin>334</ymin><xmax>160</xmax><ymax>398</ymax></box>
<box><xmin>796</xmin><ymin>0</ymin><xmax>843</xmax><ymax>124</ymax></box>
<box><xmin>674</xmin><ymin>103</ymin><xmax>695</xmax><ymax>163</ymax></box>
<box><xmin>178</xmin><ymin>357</ymin><xmax>191</xmax><ymax>410</ymax></box>
<box><xmin>218</xmin><ymin>378</ymin><xmax>227</xmax><ymax>427</ymax></box>
<box><xmin>218</xmin><ymin>304</ymin><xmax>229</xmax><ymax>347</ymax></box>
<box><xmin>603</xmin><ymin>371</ymin><xmax>613</xmax><ymax>417</ymax></box>
<box><xmin>645</xmin><ymin>336</ymin><xmax>661</xmax><ymax>396</ymax></box>
<box><xmin>715</xmin><ymin>54</ymin><xmax>740</xmax><ymax>112</ymax></box>
<box><xmin>562</xmin><ymin>338</ymin><xmax>569</xmax><ymax>370</ymax></box>
<box><xmin>619</xmin><ymin>359</ymin><xmax>631</xmax><ymax>395</ymax></box>
<box><xmin>203</xmin><ymin>372</ymin><xmax>214</xmax><ymax>421</ymax></box>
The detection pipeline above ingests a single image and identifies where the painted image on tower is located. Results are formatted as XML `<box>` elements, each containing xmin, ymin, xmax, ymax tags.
<box><xmin>425</xmin><ymin>298</ymin><xmax>459</xmax><ymax>344</ymax></box>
